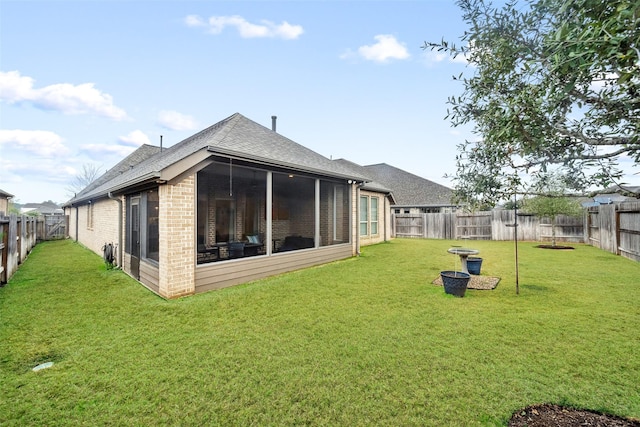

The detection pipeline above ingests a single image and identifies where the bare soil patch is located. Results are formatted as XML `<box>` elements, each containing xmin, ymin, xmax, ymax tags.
<box><xmin>535</xmin><ymin>244</ymin><xmax>575</xmax><ymax>250</ymax></box>
<box><xmin>508</xmin><ymin>404</ymin><xmax>640</xmax><ymax>427</ymax></box>
<box><xmin>432</xmin><ymin>275</ymin><xmax>500</xmax><ymax>290</ymax></box>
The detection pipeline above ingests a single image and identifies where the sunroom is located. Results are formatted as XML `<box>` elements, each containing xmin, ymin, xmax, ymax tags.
<box><xmin>196</xmin><ymin>158</ymin><xmax>352</xmax><ymax>264</ymax></box>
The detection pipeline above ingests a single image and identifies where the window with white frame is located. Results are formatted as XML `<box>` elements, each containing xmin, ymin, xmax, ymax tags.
<box><xmin>370</xmin><ymin>197</ymin><xmax>379</xmax><ymax>235</ymax></box>
<box><xmin>360</xmin><ymin>195</ymin><xmax>380</xmax><ymax>236</ymax></box>
<box><xmin>359</xmin><ymin>196</ymin><xmax>368</xmax><ymax>236</ymax></box>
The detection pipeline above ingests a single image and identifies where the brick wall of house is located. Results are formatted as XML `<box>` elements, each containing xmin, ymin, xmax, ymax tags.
<box><xmin>158</xmin><ymin>176</ymin><xmax>196</xmax><ymax>298</ymax></box>
<box><xmin>71</xmin><ymin>199</ymin><xmax>121</xmax><ymax>264</ymax></box>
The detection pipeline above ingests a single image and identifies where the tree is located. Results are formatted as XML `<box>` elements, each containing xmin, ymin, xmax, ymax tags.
<box><xmin>521</xmin><ymin>173</ymin><xmax>583</xmax><ymax>247</ymax></box>
<box><xmin>66</xmin><ymin>163</ymin><xmax>102</xmax><ymax>198</ymax></box>
<box><xmin>424</xmin><ymin>0</ymin><xmax>640</xmax><ymax>208</ymax></box>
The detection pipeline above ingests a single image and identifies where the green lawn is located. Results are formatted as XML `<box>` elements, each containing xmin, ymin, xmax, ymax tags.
<box><xmin>1</xmin><ymin>239</ymin><xmax>639</xmax><ymax>426</ymax></box>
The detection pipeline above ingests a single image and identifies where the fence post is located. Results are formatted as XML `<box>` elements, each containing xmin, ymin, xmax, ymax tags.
<box><xmin>0</xmin><ymin>219</ymin><xmax>7</xmax><ymax>283</ymax></box>
<box><xmin>422</xmin><ymin>213</ymin><xmax>428</xmax><ymax>238</ymax></box>
<box><xmin>391</xmin><ymin>212</ymin><xmax>395</xmax><ymax>238</ymax></box>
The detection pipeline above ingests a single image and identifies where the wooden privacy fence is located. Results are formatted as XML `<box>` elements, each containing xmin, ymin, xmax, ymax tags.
<box><xmin>1</xmin><ymin>215</ymin><xmax>37</xmax><ymax>284</ymax></box>
<box><xmin>0</xmin><ymin>214</ymin><xmax>67</xmax><ymax>284</ymax></box>
<box><xmin>587</xmin><ymin>201</ymin><xmax>640</xmax><ymax>262</ymax></box>
<box><xmin>39</xmin><ymin>213</ymin><xmax>67</xmax><ymax>240</ymax></box>
<box><xmin>392</xmin><ymin>210</ymin><xmax>585</xmax><ymax>243</ymax></box>
<box><xmin>393</xmin><ymin>212</ymin><xmax>456</xmax><ymax>239</ymax></box>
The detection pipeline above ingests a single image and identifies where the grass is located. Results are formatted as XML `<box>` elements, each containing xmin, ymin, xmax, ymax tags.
<box><xmin>1</xmin><ymin>238</ymin><xmax>639</xmax><ymax>426</ymax></box>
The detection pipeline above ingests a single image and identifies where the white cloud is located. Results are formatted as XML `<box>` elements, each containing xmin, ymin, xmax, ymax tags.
<box><xmin>0</xmin><ymin>70</ymin><xmax>128</xmax><ymax>120</ymax></box>
<box><xmin>157</xmin><ymin>110</ymin><xmax>197</xmax><ymax>131</ymax></box>
<box><xmin>186</xmin><ymin>14</ymin><xmax>303</xmax><ymax>40</ymax></box>
<box><xmin>356</xmin><ymin>35</ymin><xmax>410</xmax><ymax>63</ymax></box>
<box><xmin>0</xmin><ymin>129</ymin><xmax>69</xmax><ymax>157</ymax></box>
<box><xmin>118</xmin><ymin>130</ymin><xmax>151</xmax><ymax>147</ymax></box>
<box><xmin>79</xmin><ymin>130</ymin><xmax>150</xmax><ymax>158</ymax></box>
<box><xmin>80</xmin><ymin>143</ymin><xmax>137</xmax><ymax>158</ymax></box>
<box><xmin>184</xmin><ymin>14</ymin><xmax>205</xmax><ymax>27</ymax></box>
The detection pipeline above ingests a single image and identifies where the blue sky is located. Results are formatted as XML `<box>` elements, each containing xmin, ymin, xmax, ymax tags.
<box><xmin>2</xmin><ymin>1</ymin><xmax>636</xmax><ymax>204</ymax></box>
<box><xmin>1</xmin><ymin>0</ymin><xmax>476</xmax><ymax>204</ymax></box>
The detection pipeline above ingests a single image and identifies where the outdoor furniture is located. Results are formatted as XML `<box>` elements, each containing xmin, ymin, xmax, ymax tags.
<box><xmin>197</xmin><ymin>244</ymin><xmax>220</xmax><ymax>264</ymax></box>
<box><xmin>447</xmin><ymin>247</ymin><xmax>479</xmax><ymax>274</ymax></box>
<box><xmin>244</xmin><ymin>243</ymin><xmax>263</xmax><ymax>256</ymax></box>
<box><xmin>244</xmin><ymin>234</ymin><xmax>265</xmax><ymax>256</ymax></box>
<box><xmin>278</xmin><ymin>235</ymin><xmax>314</xmax><ymax>252</ymax></box>
<box><xmin>228</xmin><ymin>241</ymin><xmax>246</xmax><ymax>259</ymax></box>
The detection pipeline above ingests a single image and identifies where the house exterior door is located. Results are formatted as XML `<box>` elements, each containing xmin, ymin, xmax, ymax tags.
<box><xmin>129</xmin><ymin>196</ymin><xmax>140</xmax><ymax>279</ymax></box>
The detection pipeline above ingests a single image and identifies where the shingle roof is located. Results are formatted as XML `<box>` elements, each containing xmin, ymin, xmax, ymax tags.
<box><xmin>332</xmin><ymin>159</ymin><xmax>394</xmax><ymax>194</ymax></box>
<box><xmin>72</xmin><ymin>144</ymin><xmax>162</xmax><ymax>201</ymax></box>
<box><xmin>361</xmin><ymin>163</ymin><xmax>455</xmax><ymax>207</ymax></box>
<box><xmin>67</xmin><ymin>113</ymin><xmax>367</xmax><ymax>205</ymax></box>
<box><xmin>0</xmin><ymin>189</ymin><xmax>14</xmax><ymax>198</ymax></box>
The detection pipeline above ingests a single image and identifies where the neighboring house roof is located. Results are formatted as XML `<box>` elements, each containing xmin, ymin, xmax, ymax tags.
<box><xmin>0</xmin><ymin>189</ymin><xmax>14</xmax><ymax>199</ymax></box>
<box><xmin>20</xmin><ymin>202</ymin><xmax>63</xmax><ymax>215</ymax></box>
<box><xmin>332</xmin><ymin>159</ymin><xmax>396</xmax><ymax>203</ymax></box>
<box><xmin>601</xmin><ymin>185</ymin><xmax>640</xmax><ymax>197</ymax></box>
<box><xmin>360</xmin><ymin>163</ymin><xmax>455</xmax><ymax>207</ymax></box>
<box><xmin>581</xmin><ymin>185</ymin><xmax>640</xmax><ymax>207</ymax></box>
<box><xmin>66</xmin><ymin>113</ymin><xmax>368</xmax><ymax>206</ymax></box>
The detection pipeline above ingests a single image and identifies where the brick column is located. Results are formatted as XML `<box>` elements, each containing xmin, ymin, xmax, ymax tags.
<box><xmin>158</xmin><ymin>176</ymin><xmax>196</xmax><ymax>298</ymax></box>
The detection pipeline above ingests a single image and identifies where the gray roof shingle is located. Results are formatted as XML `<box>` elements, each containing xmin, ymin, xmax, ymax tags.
<box><xmin>362</xmin><ymin>163</ymin><xmax>455</xmax><ymax>207</ymax></box>
<box><xmin>67</xmin><ymin>113</ymin><xmax>368</xmax><ymax>205</ymax></box>
<box><xmin>332</xmin><ymin>159</ymin><xmax>393</xmax><ymax>194</ymax></box>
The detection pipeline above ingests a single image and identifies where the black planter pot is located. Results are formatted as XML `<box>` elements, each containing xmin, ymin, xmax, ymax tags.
<box><xmin>467</xmin><ymin>257</ymin><xmax>483</xmax><ymax>275</ymax></box>
<box><xmin>440</xmin><ymin>271</ymin><xmax>471</xmax><ymax>297</ymax></box>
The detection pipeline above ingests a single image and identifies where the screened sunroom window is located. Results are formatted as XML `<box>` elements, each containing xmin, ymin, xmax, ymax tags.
<box><xmin>319</xmin><ymin>180</ymin><xmax>350</xmax><ymax>246</ymax></box>
<box><xmin>196</xmin><ymin>161</ymin><xmax>267</xmax><ymax>263</ymax></box>
<box><xmin>146</xmin><ymin>189</ymin><xmax>159</xmax><ymax>261</ymax></box>
<box><xmin>196</xmin><ymin>160</ymin><xmax>351</xmax><ymax>264</ymax></box>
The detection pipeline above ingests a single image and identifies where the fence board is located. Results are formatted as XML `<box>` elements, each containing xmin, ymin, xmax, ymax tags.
<box><xmin>393</xmin><ymin>210</ymin><xmax>585</xmax><ymax>243</ymax></box>
<box><xmin>457</xmin><ymin>213</ymin><xmax>491</xmax><ymax>240</ymax></box>
<box><xmin>0</xmin><ymin>214</ymin><xmax>65</xmax><ymax>284</ymax></box>
<box><xmin>617</xmin><ymin>201</ymin><xmax>640</xmax><ymax>261</ymax></box>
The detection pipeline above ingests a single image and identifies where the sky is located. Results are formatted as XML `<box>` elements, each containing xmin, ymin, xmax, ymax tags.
<box><xmin>1</xmin><ymin>1</ymin><xmax>637</xmax><ymax>205</ymax></box>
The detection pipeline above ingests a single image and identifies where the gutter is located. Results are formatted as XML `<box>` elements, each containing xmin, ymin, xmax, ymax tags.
<box><xmin>67</xmin><ymin>171</ymin><xmax>162</xmax><ymax>206</ymax></box>
<box><xmin>108</xmin><ymin>192</ymin><xmax>123</xmax><ymax>268</ymax></box>
<box><xmin>207</xmin><ymin>146</ymin><xmax>368</xmax><ymax>183</ymax></box>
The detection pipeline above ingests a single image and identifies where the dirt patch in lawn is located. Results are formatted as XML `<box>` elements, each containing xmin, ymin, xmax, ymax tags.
<box><xmin>508</xmin><ymin>404</ymin><xmax>640</xmax><ymax>427</ymax></box>
<box><xmin>535</xmin><ymin>244</ymin><xmax>575</xmax><ymax>250</ymax></box>
<box><xmin>432</xmin><ymin>275</ymin><xmax>500</xmax><ymax>290</ymax></box>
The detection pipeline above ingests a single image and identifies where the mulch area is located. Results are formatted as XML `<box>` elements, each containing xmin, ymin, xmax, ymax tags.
<box><xmin>432</xmin><ymin>274</ymin><xmax>500</xmax><ymax>290</ymax></box>
<box><xmin>508</xmin><ymin>404</ymin><xmax>640</xmax><ymax>427</ymax></box>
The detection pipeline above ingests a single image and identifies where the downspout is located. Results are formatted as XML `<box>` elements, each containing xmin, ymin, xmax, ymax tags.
<box><xmin>384</xmin><ymin>194</ymin><xmax>389</xmax><ymax>242</ymax></box>
<box><xmin>355</xmin><ymin>182</ymin><xmax>361</xmax><ymax>256</ymax></box>
<box><xmin>108</xmin><ymin>192</ymin><xmax>123</xmax><ymax>268</ymax></box>
<box><xmin>75</xmin><ymin>205</ymin><xmax>79</xmax><ymax>242</ymax></box>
